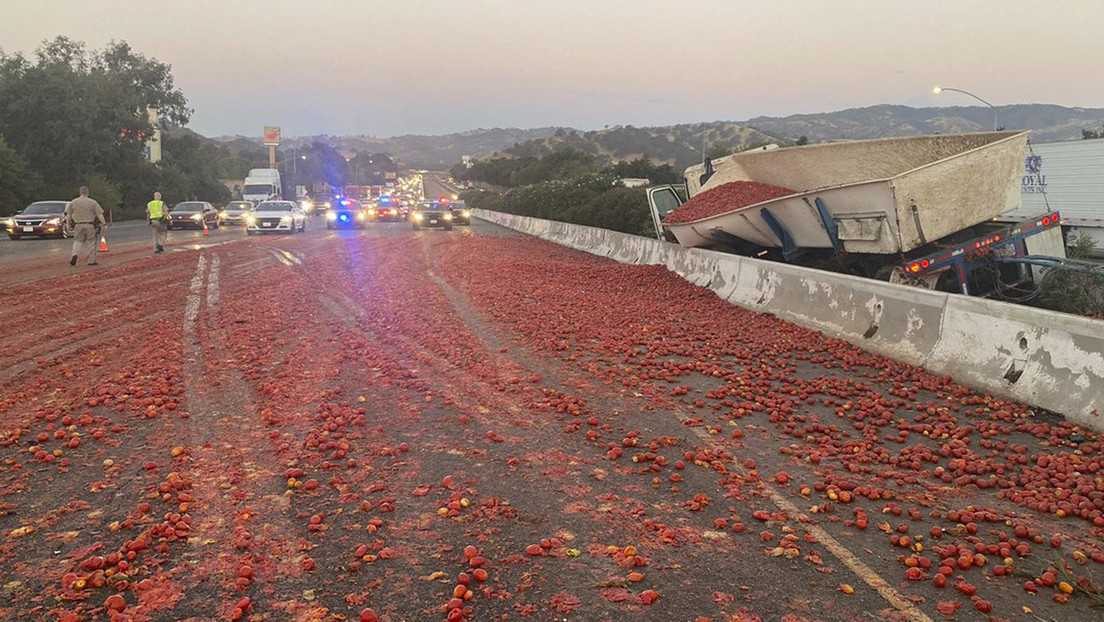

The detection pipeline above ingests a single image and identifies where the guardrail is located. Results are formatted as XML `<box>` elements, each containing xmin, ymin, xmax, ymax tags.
<box><xmin>473</xmin><ymin>209</ymin><xmax>1104</xmax><ymax>431</ymax></box>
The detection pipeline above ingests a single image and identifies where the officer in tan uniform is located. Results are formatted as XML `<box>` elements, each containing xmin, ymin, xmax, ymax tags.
<box><xmin>146</xmin><ymin>191</ymin><xmax>169</xmax><ymax>253</ymax></box>
<box><xmin>64</xmin><ymin>186</ymin><xmax>106</xmax><ymax>266</ymax></box>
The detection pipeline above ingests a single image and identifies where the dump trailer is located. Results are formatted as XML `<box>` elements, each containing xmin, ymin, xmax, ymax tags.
<box><xmin>649</xmin><ymin>131</ymin><xmax>1072</xmax><ymax>296</ymax></box>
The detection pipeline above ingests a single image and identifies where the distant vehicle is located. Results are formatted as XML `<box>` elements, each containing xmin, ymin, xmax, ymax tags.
<box><xmin>3</xmin><ymin>200</ymin><xmax>70</xmax><ymax>239</ymax></box>
<box><xmin>445</xmin><ymin>199</ymin><xmax>471</xmax><ymax>225</ymax></box>
<box><xmin>243</xmin><ymin>168</ymin><xmax>282</xmax><ymax>204</ymax></box>
<box><xmin>411</xmin><ymin>201</ymin><xmax>453</xmax><ymax>231</ymax></box>
<box><xmin>326</xmin><ymin>198</ymin><xmax>367</xmax><ymax>229</ymax></box>
<box><xmin>219</xmin><ymin>200</ymin><xmax>255</xmax><ymax>225</ymax></box>
<box><xmin>247</xmin><ymin>200</ymin><xmax>306</xmax><ymax>235</ymax></box>
<box><xmin>374</xmin><ymin>195</ymin><xmax>404</xmax><ymax>222</ymax></box>
<box><xmin>168</xmin><ymin>201</ymin><xmax>220</xmax><ymax>230</ymax></box>
<box><xmin>344</xmin><ymin>185</ymin><xmax>369</xmax><ymax>200</ymax></box>
<box><xmin>311</xmin><ymin>195</ymin><xmax>335</xmax><ymax>212</ymax></box>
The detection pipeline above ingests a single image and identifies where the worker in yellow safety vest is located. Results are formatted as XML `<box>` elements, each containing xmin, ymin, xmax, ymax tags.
<box><xmin>147</xmin><ymin>191</ymin><xmax>169</xmax><ymax>254</ymax></box>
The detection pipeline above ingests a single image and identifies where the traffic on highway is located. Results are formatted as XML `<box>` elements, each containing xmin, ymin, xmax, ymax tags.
<box><xmin>0</xmin><ymin>176</ymin><xmax>468</xmax><ymax>264</ymax></box>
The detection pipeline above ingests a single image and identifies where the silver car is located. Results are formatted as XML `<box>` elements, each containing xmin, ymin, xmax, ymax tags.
<box><xmin>219</xmin><ymin>200</ymin><xmax>255</xmax><ymax>225</ymax></box>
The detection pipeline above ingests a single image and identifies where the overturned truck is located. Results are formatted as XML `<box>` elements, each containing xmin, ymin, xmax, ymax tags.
<box><xmin>649</xmin><ymin>131</ymin><xmax>1077</xmax><ymax>297</ymax></box>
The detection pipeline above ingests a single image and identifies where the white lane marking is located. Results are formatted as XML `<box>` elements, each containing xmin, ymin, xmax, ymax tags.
<box><xmin>184</xmin><ymin>254</ymin><xmax>207</xmax><ymax>329</ymax></box>
<box><xmin>206</xmin><ymin>253</ymin><xmax>220</xmax><ymax>311</ymax></box>
<box><xmin>265</xmin><ymin>247</ymin><xmax>301</xmax><ymax>266</ymax></box>
<box><xmin>681</xmin><ymin>421</ymin><xmax>935</xmax><ymax>622</ymax></box>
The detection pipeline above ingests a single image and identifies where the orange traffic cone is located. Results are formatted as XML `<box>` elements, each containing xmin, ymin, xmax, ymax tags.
<box><xmin>99</xmin><ymin>235</ymin><xmax>108</xmax><ymax>252</ymax></box>
<box><xmin>202</xmin><ymin>220</ymin><xmax>209</xmax><ymax>236</ymax></box>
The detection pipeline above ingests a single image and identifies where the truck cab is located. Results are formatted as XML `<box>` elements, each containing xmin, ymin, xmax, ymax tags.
<box><xmin>243</xmin><ymin>168</ymin><xmax>282</xmax><ymax>204</ymax></box>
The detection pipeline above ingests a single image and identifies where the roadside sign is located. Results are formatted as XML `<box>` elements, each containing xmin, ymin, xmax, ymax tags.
<box><xmin>263</xmin><ymin>126</ymin><xmax>281</xmax><ymax>146</ymax></box>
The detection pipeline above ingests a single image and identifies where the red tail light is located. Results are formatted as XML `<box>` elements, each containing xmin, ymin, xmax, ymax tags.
<box><xmin>920</xmin><ymin>259</ymin><xmax>930</xmax><ymax>269</ymax></box>
<box><xmin>909</xmin><ymin>262</ymin><xmax>920</xmax><ymax>273</ymax></box>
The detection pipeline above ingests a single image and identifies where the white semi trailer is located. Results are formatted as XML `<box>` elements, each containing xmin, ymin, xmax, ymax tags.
<box><xmin>999</xmin><ymin>139</ymin><xmax>1104</xmax><ymax>256</ymax></box>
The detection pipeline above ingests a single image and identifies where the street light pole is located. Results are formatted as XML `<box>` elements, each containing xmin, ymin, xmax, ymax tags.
<box><xmin>932</xmin><ymin>86</ymin><xmax>999</xmax><ymax>131</ymax></box>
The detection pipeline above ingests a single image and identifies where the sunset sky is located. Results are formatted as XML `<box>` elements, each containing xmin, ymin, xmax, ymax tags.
<box><xmin>2</xmin><ymin>0</ymin><xmax>1102</xmax><ymax>137</ymax></box>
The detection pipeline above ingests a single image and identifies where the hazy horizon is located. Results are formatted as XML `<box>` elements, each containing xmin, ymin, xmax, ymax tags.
<box><xmin>4</xmin><ymin>0</ymin><xmax>1102</xmax><ymax>137</ymax></box>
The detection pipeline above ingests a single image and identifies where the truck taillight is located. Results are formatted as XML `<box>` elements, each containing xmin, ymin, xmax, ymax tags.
<box><xmin>909</xmin><ymin>262</ymin><xmax>921</xmax><ymax>273</ymax></box>
<box><xmin>920</xmin><ymin>259</ymin><xmax>930</xmax><ymax>269</ymax></box>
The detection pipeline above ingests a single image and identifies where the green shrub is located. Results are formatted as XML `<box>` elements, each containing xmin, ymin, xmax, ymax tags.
<box><xmin>467</xmin><ymin>174</ymin><xmax>653</xmax><ymax>237</ymax></box>
<box><xmin>1036</xmin><ymin>233</ymin><xmax>1104</xmax><ymax>317</ymax></box>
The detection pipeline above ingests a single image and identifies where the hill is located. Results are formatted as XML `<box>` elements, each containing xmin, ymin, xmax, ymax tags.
<box><xmin>201</xmin><ymin>104</ymin><xmax>1104</xmax><ymax>174</ymax></box>
<box><xmin>211</xmin><ymin>128</ymin><xmax>562</xmax><ymax>170</ymax></box>
<box><xmin>493</xmin><ymin>122</ymin><xmax>778</xmax><ymax>170</ymax></box>
<box><xmin>742</xmin><ymin>104</ymin><xmax>1104</xmax><ymax>144</ymax></box>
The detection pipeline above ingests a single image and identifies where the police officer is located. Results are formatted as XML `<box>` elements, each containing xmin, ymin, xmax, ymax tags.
<box><xmin>147</xmin><ymin>191</ymin><xmax>169</xmax><ymax>253</ymax></box>
<box><xmin>64</xmin><ymin>186</ymin><xmax>106</xmax><ymax>266</ymax></box>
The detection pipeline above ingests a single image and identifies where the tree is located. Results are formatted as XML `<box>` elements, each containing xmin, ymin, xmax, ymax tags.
<box><xmin>509</xmin><ymin>148</ymin><xmax>597</xmax><ymax>186</ymax></box>
<box><xmin>707</xmin><ymin>144</ymin><xmax>731</xmax><ymax>160</ymax></box>
<box><xmin>606</xmin><ymin>158</ymin><xmax>681</xmax><ymax>185</ymax></box>
<box><xmin>86</xmin><ymin>173</ymin><xmax>123</xmax><ymax>214</ymax></box>
<box><xmin>1083</xmin><ymin>128</ymin><xmax>1103</xmax><ymax>140</ymax></box>
<box><xmin>159</xmin><ymin>131</ymin><xmax>231</xmax><ymax>204</ymax></box>
<box><xmin>0</xmin><ymin>136</ymin><xmax>42</xmax><ymax>215</ymax></box>
<box><xmin>0</xmin><ymin>37</ymin><xmax>193</xmax><ymax>212</ymax></box>
<box><xmin>796</xmin><ymin>135</ymin><xmax>809</xmax><ymax>146</ymax></box>
<box><xmin>1036</xmin><ymin>234</ymin><xmax>1104</xmax><ymax>316</ymax></box>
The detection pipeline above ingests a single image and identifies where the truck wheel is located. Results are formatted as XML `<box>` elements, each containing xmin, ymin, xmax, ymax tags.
<box><xmin>444</xmin><ymin>223</ymin><xmax>453</xmax><ymax>231</ymax></box>
<box><xmin>412</xmin><ymin>223</ymin><xmax>420</xmax><ymax>230</ymax></box>
<box><xmin>246</xmin><ymin>230</ymin><xmax>255</xmax><ymax>236</ymax></box>
<box><xmin>7</xmin><ymin>234</ymin><xmax>19</xmax><ymax>240</ymax></box>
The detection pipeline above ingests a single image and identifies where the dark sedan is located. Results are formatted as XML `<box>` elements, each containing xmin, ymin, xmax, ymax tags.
<box><xmin>3</xmin><ymin>201</ymin><xmax>70</xmax><ymax>239</ymax></box>
<box><xmin>446</xmin><ymin>200</ymin><xmax>471</xmax><ymax>225</ymax></box>
<box><xmin>411</xmin><ymin>202</ymin><xmax>454</xmax><ymax>231</ymax></box>
<box><xmin>168</xmin><ymin>202</ymin><xmax>220</xmax><ymax>230</ymax></box>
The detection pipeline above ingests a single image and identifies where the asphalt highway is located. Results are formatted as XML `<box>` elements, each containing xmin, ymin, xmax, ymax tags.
<box><xmin>0</xmin><ymin>218</ymin><xmax>1101</xmax><ymax>621</ymax></box>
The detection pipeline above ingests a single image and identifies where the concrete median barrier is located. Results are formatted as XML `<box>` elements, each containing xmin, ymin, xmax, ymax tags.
<box><xmin>928</xmin><ymin>296</ymin><xmax>1104</xmax><ymax>428</ymax></box>
<box><xmin>473</xmin><ymin>209</ymin><xmax>1104</xmax><ymax>428</ymax></box>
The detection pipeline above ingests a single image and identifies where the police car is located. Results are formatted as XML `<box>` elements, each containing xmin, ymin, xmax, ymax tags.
<box><xmin>325</xmin><ymin>198</ymin><xmax>367</xmax><ymax>229</ymax></box>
